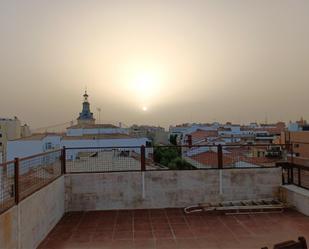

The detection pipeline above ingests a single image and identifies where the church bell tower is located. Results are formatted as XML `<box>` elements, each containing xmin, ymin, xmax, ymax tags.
<box><xmin>77</xmin><ymin>91</ymin><xmax>95</xmax><ymax>125</ymax></box>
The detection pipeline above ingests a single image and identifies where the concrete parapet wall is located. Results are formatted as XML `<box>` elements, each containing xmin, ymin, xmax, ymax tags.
<box><xmin>19</xmin><ymin>176</ymin><xmax>65</xmax><ymax>249</ymax></box>
<box><xmin>280</xmin><ymin>185</ymin><xmax>309</xmax><ymax>216</ymax></box>
<box><xmin>65</xmin><ymin>168</ymin><xmax>281</xmax><ymax>211</ymax></box>
<box><xmin>0</xmin><ymin>207</ymin><xmax>18</xmax><ymax>249</ymax></box>
<box><xmin>0</xmin><ymin>176</ymin><xmax>65</xmax><ymax>249</ymax></box>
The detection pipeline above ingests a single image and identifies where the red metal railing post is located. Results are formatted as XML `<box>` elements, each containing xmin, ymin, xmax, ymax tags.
<box><xmin>61</xmin><ymin>146</ymin><xmax>66</xmax><ymax>175</ymax></box>
<box><xmin>298</xmin><ymin>167</ymin><xmax>301</xmax><ymax>187</ymax></box>
<box><xmin>141</xmin><ymin>145</ymin><xmax>146</xmax><ymax>171</ymax></box>
<box><xmin>14</xmin><ymin>157</ymin><xmax>20</xmax><ymax>204</ymax></box>
<box><xmin>218</xmin><ymin>144</ymin><xmax>223</xmax><ymax>169</ymax></box>
<box><xmin>187</xmin><ymin>135</ymin><xmax>192</xmax><ymax>149</ymax></box>
<box><xmin>291</xmin><ymin>143</ymin><xmax>294</xmax><ymax>165</ymax></box>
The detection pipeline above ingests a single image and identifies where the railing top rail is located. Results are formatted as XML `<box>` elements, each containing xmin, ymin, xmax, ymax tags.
<box><xmin>222</xmin><ymin>143</ymin><xmax>289</xmax><ymax>147</ymax></box>
<box><xmin>65</xmin><ymin>146</ymin><xmax>143</xmax><ymax>150</ymax></box>
<box><xmin>281</xmin><ymin>163</ymin><xmax>309</xmax><ymax>171</ymax></box>
<box><xmin>19</xmin><ymin>149</ymin><xmax>62</xmax><ymax>162</ymax></box>
<box><xmin>0</xmin><ymin>160</ymin><xmax>15</xmax><ymax>167</ymax></box>
<box><xmin>65</xmin><ymin>143</ymin><xmax>290</xmax><ymax>150</ymax></box>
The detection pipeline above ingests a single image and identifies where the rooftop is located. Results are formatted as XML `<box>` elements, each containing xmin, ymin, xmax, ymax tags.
<box><xmin>62</xmin><ymin>133</ymin><xmax>133</xmax><ymax>140</ymax></box>
<box><xmin>39</xmin><ymin>209</ymin><xmax>309</xmax><ymax>249</ymax></box>
<box><xmin>1</xmin><ymin>143</ymin><xmax>309</xmax><ymax>249</ymax></box>
<box><xmin>67</xmin><ymin>124</ymin><xmax>119</xmax><ymax>129</ymax></box>
<box><xmin>10</xmin><ymin>133</ymin><xmax>62</xmax><ymax>141</ymax></box>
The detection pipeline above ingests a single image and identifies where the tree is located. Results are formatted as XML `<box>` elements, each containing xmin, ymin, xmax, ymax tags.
<box><xmin>153</xmin><ymin>146</ymin><xmax>195</xmax><ymax>170</ymax></box>
<box><xmin>169</xmin><ymin>134</ymin><xmax>178</xmax><ymax>145</ymax></box>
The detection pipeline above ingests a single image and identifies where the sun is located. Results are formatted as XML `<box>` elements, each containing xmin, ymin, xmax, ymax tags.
<box><xmin>142</xmin><ymin>106</ymin><xmax>148</xmax><ymax>111</ymax></box>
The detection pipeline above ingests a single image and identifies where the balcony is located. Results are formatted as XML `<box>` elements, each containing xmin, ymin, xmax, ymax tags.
<box><xmin>1</xmin><ymin>144</ymin><xmax>309</xmax><ymax>249</ymax></box>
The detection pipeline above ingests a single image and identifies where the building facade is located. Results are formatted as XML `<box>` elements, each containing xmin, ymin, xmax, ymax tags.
<box><xmin>0</xmin><ymin>117</ymin><xmax>31</xmax><ymax>163</ymax></box>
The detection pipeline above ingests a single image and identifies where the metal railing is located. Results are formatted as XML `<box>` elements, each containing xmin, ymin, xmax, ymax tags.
<box><xmin>282</xmin><ymin>164</ymin><xmax>309</xmax><ymax>190</ymax></box>
<box><xmin>1</xmin><ymin>142</ymin><xmax>308</xmax><ymax>215</ymax></box>
<box><xmin>0</xmin><ymin>161</ymin><xmax>15</xmax><ymax>214</ymax></box>
<box><xmin>65</xmin><ymin>146</ymin><xmax>149</xmax><ymax>173</ymax></box>
<box><xmin>0</xmin><ymin>149</ymin><xmax>62</xmax><ymax>214</ymax></box>
<box><xmin>18</xmin><ymin>150</ymin><xmax>62</xmax><ymax>201</ymax></box>
<box><xmin>281</xmin><ymin>142</ymin><xmax>309</xmax><ymax>190</ymax></box>
<box><xmin>64</xmin><ymin>144</ymin><xmax>288</xmax><ymax>173</ymax></box>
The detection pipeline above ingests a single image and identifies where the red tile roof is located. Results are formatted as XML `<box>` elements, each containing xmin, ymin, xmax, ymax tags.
<box><xmin>189</xmin><ymin>130</ymin><xmax>218</xmax><ymax>141</ymax></box>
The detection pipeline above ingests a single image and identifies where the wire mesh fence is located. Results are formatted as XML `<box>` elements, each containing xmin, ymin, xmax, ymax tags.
<box><xmin>18</xmin><ymin>150</ymin><xmax>62</xmax><ymax>201</ymax></box>
<box><xmin>64</xmin><ymin>144</ymin><xmax>289</xmax><ymax>172</ymax></box>
<box><xmin>65</xmin><ymin>147</ymin><xmax>149</xmax><ymax>173</ymax></box>
<box><xmin>282</xmin><ymin>164</ymin><xmax>309</xmax><ymax>190</ymax></box>
<box><xmin>221</xmin><ymin>144</ymin><xmax>288</xmax><ymax>168</ymax></box>
<box><xmin>0</xmin><ymin>161</ymin><xmax>15</xmax><ymax>214</ymax></box>
<box><xmin>0</xmin><ymin>143</ymin><xmax>307</xmax><ymax>215</ymax></box>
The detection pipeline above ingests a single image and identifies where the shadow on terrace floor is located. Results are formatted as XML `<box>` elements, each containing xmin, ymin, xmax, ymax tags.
<box><xmin>39</xmin><ymin>208</ymin><xmax>309</xmax><ymax>249</ymax></box>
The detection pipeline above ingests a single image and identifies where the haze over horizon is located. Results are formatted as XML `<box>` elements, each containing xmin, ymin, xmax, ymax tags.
<box><xmin>1</xmin><ymin>0</ymin><xmax>309</xmax><ymax>129</ymax></box>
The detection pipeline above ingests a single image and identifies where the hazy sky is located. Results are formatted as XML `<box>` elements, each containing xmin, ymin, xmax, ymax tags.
<box><xmin>1</xmin><ymin>0</ymin><xmax>309</xmax><ymax>129</ymax></box>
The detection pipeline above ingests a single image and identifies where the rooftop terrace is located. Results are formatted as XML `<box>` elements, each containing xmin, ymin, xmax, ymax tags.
<box><xmin>39</xmin><ymin>209</ymin><xmax>309</xmax><ymax>249</ymax></box>
<box><xmin>1</xmin><ymin>144</ymin><xmax>309</xmax><ymax>249</ymax></box>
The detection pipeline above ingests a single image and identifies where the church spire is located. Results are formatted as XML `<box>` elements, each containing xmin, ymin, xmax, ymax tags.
<box><xmin>77</xmin><ymin>90</ymin><xmax>95</xmax><ymax>125</ymax></box>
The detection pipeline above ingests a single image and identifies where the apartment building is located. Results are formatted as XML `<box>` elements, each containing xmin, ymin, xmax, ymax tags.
<box><xmin>281</xmin><ymin>129</ymin><xmax>309</xmax><ymax>166</ymax></box>
<box><xmin>0</xmin><ymin>117</ymin><xmax>31</xmax><ymax>163</ymax></box>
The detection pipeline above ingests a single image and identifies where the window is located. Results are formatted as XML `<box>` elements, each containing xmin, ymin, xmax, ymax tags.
<box><xmin>45</xmin><ymin>142</ymin><xmax>52</xmax><ymax>150</ymax></box>
<box><xmin>0</xmin><ymin>133</ymin><xmax>2</xmax><ymax>138</ymax></box>
<box><xmin>0</xmin><ymin>142</ymin><xmax>2</xmax><ymax>146</ymax></box>
<box><xmin>295</xmin><ymin>153</ymin><xmax>300</xmax><ymax>157</ymax></box>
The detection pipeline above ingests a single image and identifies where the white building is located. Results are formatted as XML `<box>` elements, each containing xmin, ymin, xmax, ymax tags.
<box><xmin>7</xmin><ymin>134</ymin><xmax>62</xmax><ymax>160</ymax></box>
<box><xmin>7</xmin><ymin>91</ymin><xmax>150</xmax><ymax>161</ymax></box>
<box><xmin>0</xmin><ymin>117</ymin><xmax>31</xmax><ymax>163</ymax></box>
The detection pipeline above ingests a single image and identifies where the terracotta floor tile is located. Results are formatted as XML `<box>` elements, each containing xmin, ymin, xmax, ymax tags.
<box><xmin>133</xmin><ymin>239</ymin><xmax>155</xmax><ymax>249</ymax></box>
<box><xmin>93</xmin><ymin>231</ymin><xmax>114</xmax><ymax>241</ymax></box>
<box><xmin>69</xmin><ymin>232</ymin><xmax>92</xmax><ymax>243</ymax></box>
<box><xmin>113</xmin><ymin>230</ymin><xmax>133</xmax><ymax>240</ymax></box>
<box><xmin>172</xmin><ymin>228</ymin><xmax>194</xmax><ymax>239</ymax></box>
<box><xmin>40</xmin><ymin>209</ymin><xmax>309</xmax><ymax>249</ymax></box>
<box><xmin>111</xmin><ymin>240</ymin><xmax>134</xmax><ymax>249</ymax></box>
<box><xmin>155</xmin><ymin>239</ymin><xmax>178</xmax><ymax>249</ymax></box>
<box><xmin>153</xmin><ymin>229</ymin><xmax>174</xmax><ymax>239</ymax></box>
<box><xmin>168</xmin><ymin>216</ymin><xmax>187</xmax><ymax>224</ymax></box>
<box><xmin>152</xmin><ymin>222</ymin><xmax>171</xmax><ymax>230</ymax></box>
<box><xmin>134</xmin><ymin>222</ymin><xmax>152</xmax><ymax>231</ymax></box>
<box><xmin>176</xmin><ymin>238</ymin><xmax>202</xmax><ymax>249</ymax></box>
<box><xmin>134</xmin><ymin>230</ymin><xmax>154</xmax><ymax>240</ymax></box>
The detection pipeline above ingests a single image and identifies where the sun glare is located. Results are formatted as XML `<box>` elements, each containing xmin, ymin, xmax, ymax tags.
<box><xmin>118</xmin><ymin>61</ymin><xmax>167</xmax><ymax>111</ymax></box>
<box><xmin>134</xmin><ymin>72</ymin><xmax>158</xmax><ymax>97</ymax></box>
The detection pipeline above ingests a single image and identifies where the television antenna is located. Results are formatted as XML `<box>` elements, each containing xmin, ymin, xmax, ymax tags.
<box><xmin>97</xmin><ymin>108</ymin><xmax>101</xmax><ymax>123</ymax></box>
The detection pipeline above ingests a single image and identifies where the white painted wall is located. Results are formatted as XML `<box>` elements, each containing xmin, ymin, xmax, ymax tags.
<box><xmin>67</xmin><ymin>127</ymin><xmax>128</xmax><ymax>136</ymax></box>
<box><xmin>7</xmin><ymin>135</ymin><xmax>62</xmax><ymax>161</ymax></box>
<box><xmin>0</xmin><ymin>176</ymin><xmax>65</xmax><ymax>249</ymax></box>
<box><xmin>65</xmin><ymin>168</ymin><xmax>281</xmax><ymax>211</ymax></box>
<box><xmin>7</xmin><ymin>140</ymin><xmax>43</xmax><ymax>161</ymax></box>
<box><xmin>8</xmin><ymin>136</ymin><xmax>148</xmax><ymax>161</ymax></box>
<box><xmin>63</xmin><ymin>137</ymin><xmax>149</xmax><ymax>160</ymax></box>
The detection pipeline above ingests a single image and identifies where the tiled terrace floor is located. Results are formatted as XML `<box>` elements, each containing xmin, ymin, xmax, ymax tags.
<box><xmin>39</xmin><ymin>209</ymin><xmax>309</xmax><ymax>249</ymax></box>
